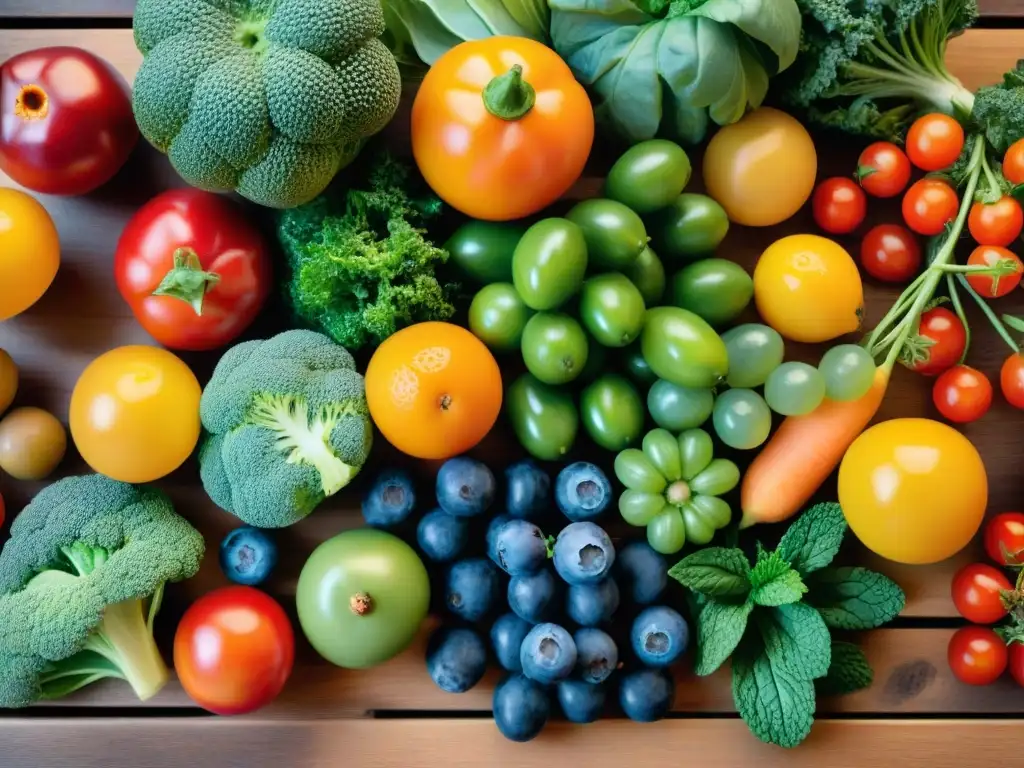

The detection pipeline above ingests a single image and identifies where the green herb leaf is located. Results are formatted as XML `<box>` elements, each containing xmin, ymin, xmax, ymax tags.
<box><xmin>668</xmin><ymin>547</ymin><xmax>751</xmax><ymax>598</ymax></box>
<box><xmin>751</xmin><ymin>569</ymin><xmax>807</xmax><ymax>607</ymax></box>
<box><xmin>805</xmin><ymin>567</ymin><xmax>906</xmax><ymax>630</ymax></box>
<box><xmin>816</xmin><ymin>641</ymin><xmax>873</xmax><ymax>697</ymax></box>
<box><xmin>695</xmin><ymin>600</ymin><xmax>753</xmax><ymax>676</ymax></box>
<box><xmin>776</xmin><ymin>502</ymin><xmax>847</xmax><ymax>574</ymax></box>
<box><xmin>1002</xmin><ymin>313</ymin><xmax>1024</xmax><ymax>334</ymax></box>
<box><xmin>759</xmin><ymin>602</ymin><xmax>832</xmax><ymax>681</ymax></box>
<box><xmin>749</xmin><ymin>549</ymin><xmax>790</xmax><ymax>587</ymax></box>
<box><xmin>732</xmin><ymin>635</ymin><xmax>816</xmax><ymax>749</ymax></box>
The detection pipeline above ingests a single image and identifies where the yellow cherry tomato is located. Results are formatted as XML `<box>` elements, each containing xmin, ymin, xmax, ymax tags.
<box><xmin>70</xmin><ymin>345</ymin><xmax>201</xmax><ymax>483</ymax></box>
<box><xmin>702</xmin><ymin>107</ymin><xmax>817</xmax><ymax>227</ymax></box>
<box><xmin>753</xmin><ymin>234</ymin><xmax>863</xmax><ymax>343</ymax></box>
<box><xmin>838</xmin><ymin>418</ymin><xmax>987</xmax><ymax>565</ymax></box>
<box><xmin>0</xmin><ymin>188</ymin><xmax>60</xmax><ymax>321</ymax></box>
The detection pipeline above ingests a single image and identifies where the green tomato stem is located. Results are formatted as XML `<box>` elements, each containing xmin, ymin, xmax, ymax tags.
<box><xmin>946</xmin><ymin>273</ymin><xmax>972</xmax><ymax>365</ymax></box>
<box><xmin>482</xmin><ymin>65</ymin><xmax>536</xmax><ymax>121</ymax></box>
<box><xmin>955</xmin><ymin>273</ymin><xmax>1020</xmax><ymax>354</ymax></box>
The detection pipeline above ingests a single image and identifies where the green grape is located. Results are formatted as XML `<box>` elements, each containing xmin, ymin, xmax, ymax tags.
<box><xmin>712</xmin><ymin>389</ymin><xmax>772</xmax><ymax>450</ymax></box>
<box><xmin>619</xmin><ymin>490</ymin><xmax>665</xmax><ymax>526</ymax></box>
<box><xmin>647</xmin><ymin>379</ymin><xmax>714</xmax><ymax>431</ymax></box>
<box><xmin>819</xmin><ymin>344</ymin><xmax>877</xmax><ymax>402</ymax></box>
<box><xmin>721</xmin><ymin>323</ymin><xmax>785</xmax><ymax>388</ymax></box>
<box><xmin>764</xmin><ymin>362</ymin><xmax>826</xmax><ymax>416</ymax></box>
<box><xmin>647</xmin><ymin>507</ymin><xmax>686</xmax><ymax>554</ymax></box>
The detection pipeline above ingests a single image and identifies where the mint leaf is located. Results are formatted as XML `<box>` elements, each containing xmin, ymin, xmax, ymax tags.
<box><xmin>732</xmin><ymin>636</ymin><xmax>816</xmax><ymax>749</ymax></box>
<box><xmin>759</xmin><ymin>602</ymin><xmax>831</xmax><ymax>680</ymax></box>
<box><xmin>749</xmin><ymin>549</ymin><xmax>790</xmax><ymax>588</ymax></box>
<box><xmin>805</xmin><ymin>567</ymin><xmax>906</xmax><ymax>630</ymax></box>
<box><xmin>695</xmin><ymin>600</ymin><xmax>753</xmax><ymax>676</ymax></box>
<box><xmin>752</xmin><ymin>569</ymin><xmax>807</xmax><ymax>606</ymax></box>
<box><xmin>776</xmin><ymin>502</ymin><xmax>847</xmax><ymax>574</ymax></box>
<box><xmin>816</xmin><ymin>641</ymin><xmax>873</xmax><ymax>697</ymax></box>
<box><xmin>668</xmin><ymin>547</ymin><xmax>751</xmax><ymax>598</ymax></box>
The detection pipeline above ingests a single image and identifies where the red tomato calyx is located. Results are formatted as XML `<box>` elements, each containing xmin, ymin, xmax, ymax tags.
<box><xmin>482</xmin><ymin>65</ymin><xmax>536</xmax><ymax>121</ymax></box>
<box><xmin>151</xmin><ymin>248</ymin><xmax>222</xmax><ymax>316</ymax></box>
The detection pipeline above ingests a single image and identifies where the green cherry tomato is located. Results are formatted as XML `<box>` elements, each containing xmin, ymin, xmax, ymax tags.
<box><xmin>712</xmin><ymin>389</ymin><xmax>772</xmax><ymax>450</ymax></box>
<box><xmin>468</xmin><ymin>283</ymin><xmax>531</xmax><ymax>351</ymax></box>
<box><xmin>566</xmin><ymin>199</ymin><xmax>648</xmax><ymax>271</ymax></box>
<box><xmin>580</xmin><ymin>373</ymin><xmax>644</xmax><ymax>451</ymax></box>
<box><xmin>445</xmin><ymin>220</ymin><xmax>527</xmax><ymax>284</ymax></box>
<box><xmin>819</xmin><ymin>344</ymin><xmax>877</xmax><ymax>402</ymax></box>
<box><xmin>764</xmin><ymin>361</ymin><xmax>826</xmax><ymax>416</ymax></box>
<box><xmin>622</xmin><ymin>342</ymin><xmax>658</xmax><ymax>387</ymax></box>
<box><xmin>521</xmin><ymin>312</ymin><xmax>589</xmax><ymax>385</ymax></box>
<box><xmin>619</xmin><ymin>490</ymin><xmax>668</xmax><ymax>526</ymax></box>
<box><xmin>512</xmin><ymin>218</ymin><xmax>588</xmax><ymax>310</ymax></box>
<box><xmin>605</xmin><ymin>140</ymin><xmax>693</xmax><ymax>215</ymax></box>
<box><xmin>626</xmin><ymin>246</ymin><xmax>667</xmax><ymax>306</ymax></box>
<box><xmin>646</xmin><ymin>379</ymin><xmax>714</xmax><ymax>431</ymax></box>
<box><xmin>614</xmin><ymin>448</ymin><xmax>668</xmax><ymax>493</ymax></box>
<box><xmin>506</xmin><ymin>373</ymin><xmax>580</xmax><ymax>460</ymax></box>
<box><xmin>669</xmin><ymin>258</ymin><xmax>753</xmax><ymax>327</ymax></box>
<box><xmin>648</xmin><ymin>507</ymin><xmax>687</xmax><ymax>554</ymax></box>
<box><xmin>579</xmin><ymin>273</ymin><xmax>647</xmax><ymax>348</ymax></box>
<box><xmin>648</xmin><ymin>193</ymin><xmax>730</xmax><ymax>261</ymax></box>
<box><xmin>641</xmin><ymin>306</ymin><xmax>728</xmax><ymax>389</ymax></box>
<box><xmin>721</xmin><ymin>323</ymin><xmax>785</xmax><ymax>388</ymax></box>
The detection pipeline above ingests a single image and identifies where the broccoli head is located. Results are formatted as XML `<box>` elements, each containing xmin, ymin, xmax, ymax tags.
<box><xmin>0</xmin><ymin>475</ymin><xmax>205</xmax><ymax>708</ymax></box>
<box><xmin>199</xmin><ymin>329</ymin><xmax>373</xmax><ymax>528</ymax></box>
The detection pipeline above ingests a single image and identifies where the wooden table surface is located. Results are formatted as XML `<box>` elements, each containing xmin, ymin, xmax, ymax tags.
<box><xmin>3</xmin><ymin>4</ymin><xmax>1024</xmax><ymax>767</ymax></box>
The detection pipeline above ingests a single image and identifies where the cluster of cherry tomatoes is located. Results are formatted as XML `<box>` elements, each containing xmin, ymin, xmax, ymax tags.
<box><xmin>947</xmin><ymin>512</ymin><xmax>1024</xmax><ymax>686</ymax></box>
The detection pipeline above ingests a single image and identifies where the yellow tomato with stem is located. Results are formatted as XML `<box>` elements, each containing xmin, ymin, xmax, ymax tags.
<box><xmin>0</xmin><ymin>188</ymin><xmax>60</xmax><ymax>320</ymax></box>
<box><xmin>753</xmin><ymin>234</ymin><xmax>864</xmax><ymax>343</ymax></box>
<box><xmin>70</xmin><ymin>345</ymin><xmax>201</xmax><ymax>483</ymax></box>
<box><xmin>838</xmin><ymin>418</ymin><xmax>987</xmax><ymax>565</ymax></box>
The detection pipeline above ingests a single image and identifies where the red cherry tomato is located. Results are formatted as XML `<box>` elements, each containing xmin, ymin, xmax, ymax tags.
<box><xmin>856</xmin><ymin>141</ymin><xmax>912</xmax><ymax>198</ymax></box>
<box><xmin>174</xmin><ymin>586</ymin><xmax>294</xmax><ymax>716</ymax></box>
<box><xmin>1004</xmin><ymin>139</ymin><xmax>1024</xmax><ymax>185</ymax></box>
<box><xmin>114</xmin><ymin>189</ymin><xmax>272</xmax><ymax>351</ymax></box>
<box><xmin>0</xmin><ymin>47</ymin><xmax>137</xmax><ymax>195</ymax></box>
<box><xmin>902</xmin><ymin>179</ymin><xmax>959</xmax><ymax>235</ymax></box>
<box><xmin>910</xmin><ymin>307</ymin><xmax>967</xmax><ymax>376</ymax></box>
<box><xmin>984</xmin><ymin>511</ymin><xmax>1024</xmax><ymax>565</ymax></box>
<box><xmin>932</xmin><ymin>365</ymin><xmax>993</xmax><ymax>423</ymax></box>
<box><xmin>968</xmin><ymin>196</ymin><xmax>1024</xmax><ymax>247</ymax></box>
<box><xmin>948</xmin><ymin>626</ymin><xmax>1007</xmax><ymax>686</ymax></box>
<box><xmin>1000</xmin><ymin>354</ymin><xmax>1024</xmax><ymax>409</ymax></box>
<box><xmin>860</xmin><ymin>224</ymin><xmax>921</xmax><ymax>283</ymax></box>
<box><xmin>1009</xmin><ymin>642</ymin><xmax>1024</xmax><ymax>687</ymax></box>
<box><xmin>951</xmin><ymin>563</ymin><xmax>1011</xmax><ymax>624</ymax></box>
<box><xmin>812</xmin><ymin>177</ymin><xmax>867</xmax><ymax>235</ymax></box>
<box><xmin>965</xmin><ymin>245</ymin><xmax>1024</xmax><ymax>298</ymax></box>
<box><xmin>906</xmin><ymin>113</ymin><xmax>965</xmax><ymax>172</ymax></box>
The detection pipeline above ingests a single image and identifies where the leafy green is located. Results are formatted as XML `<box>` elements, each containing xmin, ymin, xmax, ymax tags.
<box><xmin>762</xmin><ymin>603</ymin><xmax>831</xmax><ymax>680</ymax></box>
<box><xmin>668</xmin><ymin>547</ymin><xmax>752</xmax><ymax>598</ymax></box>
<box><xmin>817</xmin><ymin>641</ymin><xmax>874</xmax><ymax>697</ymax></box>
<box><xmin>749</xmin><ymin>551</ymin><xmax>806</xmax><ymax>606</ymax></box>
<box><xmin>695</xmin><ymin>600</ymin><xmax>752</xmax><ymax>675</ymax></box>
<box><xmin>973</xmin><ymin>60</ymin><xmax>1024</xmax><ymax>153</ymax></box>
<box><xmin>805</xmin><ymin>567</ymin><xmax>906</xmax><ymax>630</ymax></box>
<box><xmin>732</xmin><ymin>635</ymin><xmax>816</xmax><ymax>749</ymax></box>
<box><xmin>776</xmin><ymin>502</ymin><xmax>846</xmax><ymax>574</ymax></box>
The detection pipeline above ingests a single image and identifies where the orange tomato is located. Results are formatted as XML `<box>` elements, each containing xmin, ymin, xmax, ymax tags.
<box><xmin>0</xmin><ymin>188</ymin><xmax>60</xmax><ymax>320</ymax></box>
<box><xmin>365</xmin><ymin>322</ymin><xmax>502</xmax><ymax>459</ymax></box>
<box><xmin>411</xmin><ymin>36</ymin><xmax>593</xmax><ymax>221</ymax></box>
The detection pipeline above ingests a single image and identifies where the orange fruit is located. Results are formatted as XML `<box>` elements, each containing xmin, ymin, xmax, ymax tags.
<box><xmin>365</xmin><ymin>322</ymin><xmax>503</xmax><ymax>459</ymax></box>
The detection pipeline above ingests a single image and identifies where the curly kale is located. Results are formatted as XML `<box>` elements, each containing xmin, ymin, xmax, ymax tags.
<box><xmin>277</xmin><ymin>153</ymin><xmax>458</xmax><ymax>350</ymax></box>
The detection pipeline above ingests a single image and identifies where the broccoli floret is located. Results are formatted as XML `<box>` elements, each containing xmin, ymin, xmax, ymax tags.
<box><xmin>0</xmin><ymin>475</ymin><xmax>204</xmax><ymax>708</ymax></box>
<box><xmin>199</xmin><ymin>329</ymin><xmax>373</xmax><ymax>528</ymax></box>
<box><xmin>973</xmin><ymin>61</ymin><xmax>1024</xmax><ymax>153</ymax></box>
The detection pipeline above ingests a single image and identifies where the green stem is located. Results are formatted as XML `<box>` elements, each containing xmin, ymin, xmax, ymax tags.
<box><xmin>865</xmin><ymin>269</ymin><xmax>930</xmax><ymax>352</ymax></box>
<box><xmin>956</xmin><ymin>273</ymin><xmax>1021</xmax><ymax>354</ymax></box>
<box><xmin>935</xmin><ymin>263</ymin><xmax>1010</xmax><ymax>274</ymax></box>
<box><xmin>980</xmin><ymin>150</ymin><xmax>1003</xmax><ymax>201</ymax></box>
<box><xmin>946</xmin><ymin>273</ymin><xmax>971</xmax><ymax>364</ymax></box>
<box><xmin>482</xmin><ymin>65</ymin><xmax>536</xmax><ymax>121</ymax></box>
<box><xmin>151</xmin><ymin>248</ymin><xmax>220</xmax><ymax>316</ymax></box>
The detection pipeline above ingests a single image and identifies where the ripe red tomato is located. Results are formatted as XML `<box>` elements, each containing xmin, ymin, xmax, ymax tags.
<box><xmin>860</xmin><ymin>224</ymin><xmax>921</xmax><ymax>283</ymax></box>
<box><xmin>984</xmin><ymin>511</ymin><xmax>1024</xmax><ymax>565</ymax></box>
<box><xmin>114</xmin><ymin>189</ymin><xmax>272</xmax><ymax>351</ymax></box>
<box><xmin>1009</xmin><ymin>642</ymin><xmax>1024</xmax><ymax>687</ymax></box>
<box><xmin>857</xmin><ymin>141</ymin><xmax>912</xmax><ymax>198</ymax></box>
<box><xmin>951</xmin><ymin>563</ymin><xmax>1011</xmax><ymax>624</ymax></box>
<box><xmin>906</xmin><ymin>113</ymin><xmax>965</xmax><ymax>172</ymax></box>
<box><xmin>966</xmin><ymin>245</ymin><xmax>1024</xmax><ymax>298</ymax></box>
<box><xmin>968</xmin><ymin>196</ymin><xmax>1024</xmax><ymax>247</ymax></box>
<box><xmin>1000</xmin><ymin>354</ymin><xmax>1024</xmax><ymax>409</ymax></box>
<box><xmin>932</xmin><ymin>365</ymin><xmax>993</xmax><ymax>423</ymax></box>
<box><xmin>1004</xmin><ymin>139</ymin><xmax>1024</xmax><ymax>185</ymax></box>
<box><xmin>902</xmin><ymin>179</ymin><xmax>959</xmax><ymax>235</ymax></box>
<box><xmin>0</xmin><ymin>47</ymin><xmax>137</xmax><ymax>195</ymax></box>
<box><xmin>174</xmin><ymin>586</ymin><xmax>294</xmax><ymax>716</ymax></box>
<box><xmin>812</xmin><ymin>177</ymin><xmax>867</xmax><ymax>234</ymax></box>
<box><xmin>948</xmin><ymin>626</ymin><xmax>1007</xmax><ymax>686</ymax></box>
<box><xmin>911</xmin><ymin>307</ymin><xmax>967</xmax><ymax>376</ymax></box>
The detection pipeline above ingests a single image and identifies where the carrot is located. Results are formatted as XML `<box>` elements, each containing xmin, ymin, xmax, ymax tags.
<box><xmin>739</xmin><ymin>365</ymin><xmax>890</xmax><ymax>529</ymax></box>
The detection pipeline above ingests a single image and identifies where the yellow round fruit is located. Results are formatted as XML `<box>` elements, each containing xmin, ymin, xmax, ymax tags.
<box><xmin>838</xmin><ymin>418</ymin><xmax>987</xmax><ymax>565</ymax></box>
<box><xmin>753</xmin><ymin>234</ymin><xmax>863</xmax><ymax>343</ymax></box>
<box><xmin>0</xmin><ymin>188</ymin><xmax>60</xmax><ymax>321</ymax></box>
<box><xmin>702</xmin><ymin>107</ymin><xmax>817</xmax><ymax>227</ymax></box>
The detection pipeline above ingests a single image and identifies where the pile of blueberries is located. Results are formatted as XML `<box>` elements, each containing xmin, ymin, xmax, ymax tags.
<box><xmin>362</xmin><ymin>457</ymin><xmax>690</xmax><ymax>742</ymax></box>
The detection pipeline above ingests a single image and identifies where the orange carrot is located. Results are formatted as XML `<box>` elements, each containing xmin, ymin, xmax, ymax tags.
<box><xmin>739</xmin><ymin>365</ymin><xmax>891</xmax><ymax>529</ymax></box>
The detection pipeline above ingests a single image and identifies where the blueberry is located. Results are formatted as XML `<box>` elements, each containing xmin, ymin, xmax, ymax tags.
<box><xmin>505</xmin><ymin>460</ymin><xmax>551</xmax><ymax>519</ymax></box>
<box><xmin>619</xmin><ymin>668</ymin><xmax>674</xmax><ymax>722</ymax></box>
<box><xmin>557</xmin><ymin>679</ymin><xmax>607</xmax><ymax>724</ymax></box>
<box><xmin>491</xmin><ymin>613</ymin><xmax>533</xmax><ymax>672</ymax></box>
<box><xmin>219</xmin><ymin>526</ymin><xmax>277</xmax><ymax>586</ymax></box>
<box><xmin>555</xmin><ymin>462</ymin><xmax>612</xmax><ymax>521</ymax></box>
<box><xmin>574</xmin><ymin>627</ymin><xmax>618</xmax><ymax>684</ymax></box>
<box><xmin>445</xmin><ymin>558</ymin><xmax>502</xmax><ymax>622</ymax></box>
<box><xmin>614</xmin><ymin>542</ymin><xmax>668</xmax><ymax>605</ymax></box>
<box><xmin>493</xmin><ymin>519</ymin><xmax>550</xmax><ymax>576</ymax></box>
<box><xmin>567</xmin><ymin>578</ymin><xmax>620</xmax><ymax>627</ymax></box>
<box><xmin>553</xmin><ymin>522</ymin><xmax>615</xmax><ymax>585</ymax></box>
<box><xmin>631</xmin><ymin>606</ymin><xmax>689</xmax><ymax>667</ymax></box>
<box><xmin>416</xmin><ymin>508</ymin><xmax>468</xmax><ymax>562</ymax></box>
<box><xmin>493</xmin><ymin>674</ymin><xmax>550</xmax><ymax>742</ymax></box>
<box><xmin>436</xmin><ymin>457</ymin><xmax>495</xmax><ymax>517</ymax></box>
<box><xmin>486</xmin><ymin>513</ymin><xmax>512</xmax><ymax>566</ymax></box>
<box><xmin>508</xmin><ymin>568</ymin><xmax>559</xmax><ymax>623</ymax></box>
<box><xmin>520</xmin><ymin>622</ymin><xmax>577</xmax><ymax>684</ymax></box>
<box><xmin>426</xmin><ymin>626</ymin><xmax>488</xmax><ymax>693</ymax></box>
<box><xmin>361</xmin><ymin>469</ymin><xmax>417</xmax><ymax>527</ymax></box>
